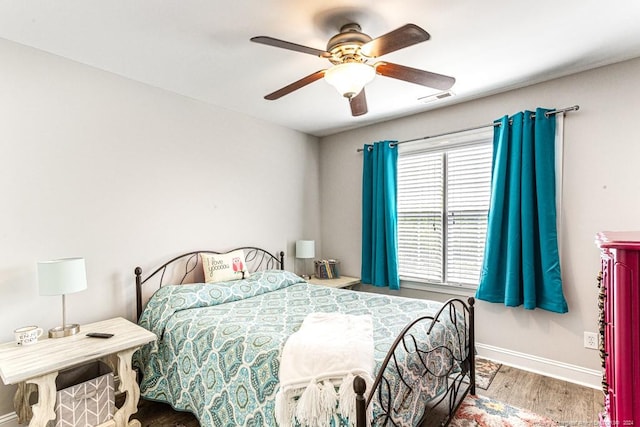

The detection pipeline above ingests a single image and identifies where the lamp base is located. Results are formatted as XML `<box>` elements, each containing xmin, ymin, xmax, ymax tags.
<box><xmin>48</xmin><ymin>324</ymin><xmax>81</xmax><ymax>338</ymax></box>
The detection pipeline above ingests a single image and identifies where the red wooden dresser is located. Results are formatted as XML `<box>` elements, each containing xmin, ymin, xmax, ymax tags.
<box><xmin>596</xmin><ymin>231</ymin><xmax>640</xmax><ymax>426</ymax></box>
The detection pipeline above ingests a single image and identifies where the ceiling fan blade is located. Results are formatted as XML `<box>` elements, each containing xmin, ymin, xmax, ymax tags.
<box><xmin>360</xmin><ymin>24</ymin><xmax>430</xmax><ymax>58</ymax></box>
<box><xmin>264</xmin><ymin>70</ymin><xmax>326</xmax><ymax>100</ymax></box>
<box><xmin>251</xmin><ymin>36</ymin><xmax>331</xmax><ymax>58</ymax></box>
<box><xmin>375</xmin><ymin>61</ymin><xmax>455</xmax><ymax>90</ymax></box>
<box><xmin>349</xmin><ymin>89</ymin><xmax>368</xmax><ymax>116</ymax></box>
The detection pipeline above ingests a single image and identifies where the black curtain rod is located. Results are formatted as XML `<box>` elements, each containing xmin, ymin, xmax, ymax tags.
<box><xmin>356</xmin><ymin>105</ymin><xmax>579</xmax><ymax>152</ymax></box>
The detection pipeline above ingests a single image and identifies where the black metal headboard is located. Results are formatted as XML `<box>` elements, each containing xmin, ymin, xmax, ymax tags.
<box><xmin>134</xmin><ymin>247</ymin><xmax>285</xmax><ymax>320</ymax></box>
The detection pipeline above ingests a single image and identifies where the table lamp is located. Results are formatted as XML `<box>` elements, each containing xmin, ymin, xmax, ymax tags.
<box><xmin>295</xmin><ymin>240</ymin><xmax>315</xmax><ymax>280</ymax></box>
<box><xmin>37</xmin><ymin>257</ymin><xmax>88</xmax><ymax>338</ymax></box>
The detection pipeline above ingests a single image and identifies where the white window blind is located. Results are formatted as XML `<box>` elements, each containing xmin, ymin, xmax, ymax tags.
<box><xmin>397</xmin><ymin>152</ymin><xmax>444</xmax><ymax>282</ymax></box>
<box><xmin>397</xmin><ymin>127</ymin><xmax>493</xmax><ymax>290</ymax></box>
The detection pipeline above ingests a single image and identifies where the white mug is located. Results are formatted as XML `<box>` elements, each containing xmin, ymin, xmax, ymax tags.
<box><xmin>14</xmin><ymin>326</ymin><xmax>44</xmax><ymax>346</ymax></box>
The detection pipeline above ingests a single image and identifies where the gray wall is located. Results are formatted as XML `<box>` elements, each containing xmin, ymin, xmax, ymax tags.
<box><xmin>0</xmin><ymin>38</ymin><xmax>321</xmax><ymax>417</ymax></box>
<box><xmin>319</xmin><ymin>57</ymin><xmax>640</xmax><ymax>386</ymax></box>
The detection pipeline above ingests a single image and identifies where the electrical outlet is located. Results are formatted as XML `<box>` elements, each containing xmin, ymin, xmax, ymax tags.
<box><xmin>584</xmin><ymin>332</ymin><xmax>599</xmax><ymax>349</ymax></box>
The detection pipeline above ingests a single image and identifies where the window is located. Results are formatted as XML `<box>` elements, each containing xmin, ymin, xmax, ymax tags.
<box><xmin>397</xmin><ymin>127</ymin><xmax>493</xmax><ymax>292</ymax></box>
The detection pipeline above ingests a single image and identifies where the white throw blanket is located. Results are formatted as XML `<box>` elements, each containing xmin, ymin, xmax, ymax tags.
<box><xmin>274</xmin><ymin>312</ymin><xmax>375</xmax><ymax>427</ymax></box>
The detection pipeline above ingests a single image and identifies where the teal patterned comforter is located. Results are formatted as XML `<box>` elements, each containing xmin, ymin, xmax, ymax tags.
<box><xmin>134</xmin><ymin>270</ymin><xmax>462</xmax><ymax>426</ymax></box>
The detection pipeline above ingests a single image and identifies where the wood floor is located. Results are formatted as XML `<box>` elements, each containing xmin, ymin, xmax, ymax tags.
<box><xmin>132</xmin><ymin>363</ymin><xmax>604</xmax><ymax>426</ymax></box>
<box><xmin>481</xmin><ymin>364</ymin><xmax>603</xmax><ymax>425</ymax></box>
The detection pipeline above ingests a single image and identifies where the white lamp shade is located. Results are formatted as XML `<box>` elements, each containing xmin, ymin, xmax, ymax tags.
<box><xmin>38</xmin><ymin>257</ymin><xmax>88</xmax><ymax>296</ymax></box>
<box><xmin>295</xmin><ymin>240</ymin><xmax>315</xmax><ymax>259</ymax></box>
<box><xmin>324</xmin><ymin>62</ymin><xmax>375</xmax><ymax>98</ymax></box>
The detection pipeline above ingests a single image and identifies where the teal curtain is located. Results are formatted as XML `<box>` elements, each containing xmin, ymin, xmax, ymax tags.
<box><xmin>361</xmin><ymin>141</ymin><xmax>399</xmax><ymax>289</ymax></box>
<box><xmin>476</xmin><ymin>108</ymin><xmax>568</xmax><ymax>313</ymax></box>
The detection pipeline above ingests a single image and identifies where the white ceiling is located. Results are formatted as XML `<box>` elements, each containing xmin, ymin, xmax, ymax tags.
<box><xmin>1</xmin><ymin>1</ymin><xmax>640</xmax><ymax>137</ymax></box>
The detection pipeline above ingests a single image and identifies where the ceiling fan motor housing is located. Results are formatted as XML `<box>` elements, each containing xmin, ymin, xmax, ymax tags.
<box><xmin>326</xmin><ymin>23</ymin><xmax>372</xmax><ymax>64</ymax></box>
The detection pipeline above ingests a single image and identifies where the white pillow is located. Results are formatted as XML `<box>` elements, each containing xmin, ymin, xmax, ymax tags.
<box><xmin>201</xmin><ymin>250</ymin><xmax>251</xmax><ymax>283</ymax></box>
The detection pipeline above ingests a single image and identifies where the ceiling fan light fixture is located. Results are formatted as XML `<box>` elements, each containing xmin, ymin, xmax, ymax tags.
<box><xmin>324</xmin><ymin>62</ymin><xmax>375</xmax><ymax>98</ymax></box>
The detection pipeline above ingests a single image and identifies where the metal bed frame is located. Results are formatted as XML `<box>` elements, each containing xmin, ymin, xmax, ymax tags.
<box><xmin>135</xmin><ymin>247</ymin><xmax>284</xmax><ymax>320</ymax></box>
<box><xmin>355</xmin><ymin>297</ymin><xmax>475</xmax><ymax>426</ymax></box>
<box><xmin>134</xmin><ymin>247</ymin><xmax>475</xmax><ymax>426</ymax></box>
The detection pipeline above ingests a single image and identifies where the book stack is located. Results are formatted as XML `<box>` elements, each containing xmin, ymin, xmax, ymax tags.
<box><xmin>314</xmin><ymin>259</ymin><xmax>340</xmax><ymax>279</ymax></box>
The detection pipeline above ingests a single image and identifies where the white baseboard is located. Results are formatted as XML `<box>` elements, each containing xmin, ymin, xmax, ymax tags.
<box><xmin>476</xmin><ymin>342</ymin><xmax>602</xmax><ymax>390</ymax></box>
<box><xmin>0</xmin><ymin>412</ymin><xmax>18</xmax><ymax>427</ymax></box>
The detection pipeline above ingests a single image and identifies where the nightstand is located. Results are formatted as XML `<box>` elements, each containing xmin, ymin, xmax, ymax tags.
<box><xmin>307</xmin><ymin>275</ymin><xmax>360</xmax><ymax>289</ymax></box>
<box><xmin>0</xmin><ymin>317</ymin><xmax>156</xmax><ymax>427</ymax></box>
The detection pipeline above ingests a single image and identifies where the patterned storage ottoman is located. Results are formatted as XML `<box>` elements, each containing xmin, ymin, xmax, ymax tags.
<box><xmin>50</xmin><ymin>361</ymin><xmax>115</xmax><ymax>427</ymax></box>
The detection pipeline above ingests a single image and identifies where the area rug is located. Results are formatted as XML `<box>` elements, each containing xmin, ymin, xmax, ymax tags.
<box><xmin>475</xmin><ymin>357</ymin><xmax>502</xmax><ymax>390</ymax></box>
<box><xmin>450</xmin><ymin>394</ymin><xmax>558</xmax><ymax>427</ymax></box>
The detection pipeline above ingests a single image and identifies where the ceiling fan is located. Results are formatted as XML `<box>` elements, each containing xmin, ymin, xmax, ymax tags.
<box><xmin>250</xmin><ymin>23</ymin><xmax>455</xmax><ymax>117</ymax></box>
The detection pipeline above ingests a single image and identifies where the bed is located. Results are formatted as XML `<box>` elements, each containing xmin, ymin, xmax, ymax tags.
<box><xmin>132</xmin><ymin>247</ymin><xmax>475</xmax><ymax>426</ymax></box>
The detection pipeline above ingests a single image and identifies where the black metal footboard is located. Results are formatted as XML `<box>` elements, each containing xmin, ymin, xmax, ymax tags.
<box><xmin>355</xmin><ymin>297</ymin><xmax>475</xmax><ymax>426</ymax></box>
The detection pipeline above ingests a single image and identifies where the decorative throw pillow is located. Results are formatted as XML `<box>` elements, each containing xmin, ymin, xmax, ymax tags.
<box><xmin>201</xmin><ymin>250</ymin><xmax>250</xmax><ymax>283</ymax></box>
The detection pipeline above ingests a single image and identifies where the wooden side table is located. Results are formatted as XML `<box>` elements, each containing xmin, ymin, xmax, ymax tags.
<box><xmin>0</xmin><ymin>317</ymin><xmax>156</xmax><ymax>427</ymax></box>
<box><xmin>307</xmin><ymin>275</ymin><xmax>360</xmax><ymax>289</ymax></box>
